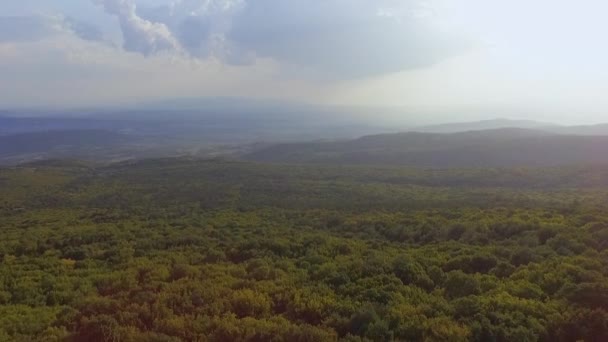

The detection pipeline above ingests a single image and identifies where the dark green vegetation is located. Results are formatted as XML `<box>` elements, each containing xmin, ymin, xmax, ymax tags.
<box><xmin>2</xmin><ymin>159</ymin><xmax>608</xmax><ymax>341</ymax></box>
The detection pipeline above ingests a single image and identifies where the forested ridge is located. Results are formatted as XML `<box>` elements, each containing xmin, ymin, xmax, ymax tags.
<box><xmin>1</xmin><ymin>159</ymin><xmax>608</xmax><ymax>341</ymax></box>
<box><xmin>243</xmin><ymin>128</ymin><xmax>608</xmax><ymax>167</ymax></box>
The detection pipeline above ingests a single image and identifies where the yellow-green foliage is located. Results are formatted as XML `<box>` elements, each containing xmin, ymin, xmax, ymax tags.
<box><xmin>1</xmin><ymin>160</ymin><xmax>608</xmax><ymax>341</ymax></box>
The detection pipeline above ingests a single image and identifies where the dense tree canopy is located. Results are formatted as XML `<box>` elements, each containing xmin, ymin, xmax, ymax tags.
<box><xmin>1</xmin><ymin>159</ymin><xmax>608</xmax><ymax>341</ymax></box>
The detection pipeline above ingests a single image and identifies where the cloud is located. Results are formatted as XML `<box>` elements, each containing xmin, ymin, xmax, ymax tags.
<box><xmin>135</xmin><ymin>0</ymin><xmax>244</xmax><ymax>59</ymax></box>
<box><xmin>62</xmin><ymin>17</ymin><xmax>105</xmax><ymax>42</ymax></box>
<box><xmin>88</xmin><ymin>0</ymin><xmax>465</xmax><ymax>78</ymax></box>
<box><xmin>0</xmin><ymin>15</ymin><xmax>106</xmax><ymax>45</ymax></box>
<box><xmin>94</xmin><ymin>0</ymin><xmax>179</xmax><ymax>56</ymax></box>
<box><xmin>228</xmin><ymin>0</ymin><xmax>464</xmax><ymax>78</ymax></box>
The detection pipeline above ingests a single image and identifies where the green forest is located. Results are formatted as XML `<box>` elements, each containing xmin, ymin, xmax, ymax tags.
<box><xmin>1</xmin><ymin>159</ymin><xmax>608</xmax><ymax>341</ymax></box>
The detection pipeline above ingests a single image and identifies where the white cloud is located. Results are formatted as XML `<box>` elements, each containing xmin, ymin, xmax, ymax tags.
<box><xmin>0</xmin><ymin>30</ymin><xmax>325</xmax><ymax>108</ymax></box>
<box><xmin>90</xmin><ymin>0</ymin><xmax>465</xmax><ymax>78</ymax></box>
<box><xmin>3</xmin><ymin>0</ymin><xmax>608</xmax><ymax>125</ymax></box>
<box><xmin>94</xmin><ymin>0</ymin><xmax>179</xmax><ymax>56</ymax></box>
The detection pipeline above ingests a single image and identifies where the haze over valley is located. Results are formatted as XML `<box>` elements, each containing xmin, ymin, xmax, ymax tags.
<box><xmin>3</xmin><ymin>101</ymin><xmax>608</xmax><ymax>167</ymax></box>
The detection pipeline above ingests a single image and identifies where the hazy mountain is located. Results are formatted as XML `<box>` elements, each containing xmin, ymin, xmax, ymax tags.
<box><xmin>242</xmin><ymin>128</ymin><xmax>608</xmax><ymax>167</ymax></box>
<box><xmin>124</xmin><ymin>97</ymin><xmax>406</xmax><ymax>124</ymax></box>
<box><xmin>547</xmin><ymin>123</ymin><xmax>608</xmax><ymax>136</ymax></box>
<box><xmin>411</xmin><ymin>119</ymin><xmax>556</xmax><ymax>133</ymax></box>
<box><xmin>0</xmin><ymin>99</ymin><xmax>396</xmax><ymax>142</ymax></box>
<box><xmin>7</xmin><ymin>100</ymin><xmax>608</xmax><ymax>139</ymax></box>
<box><xmin>413</xmin><ymin>118</ymin><xmax>608</xmax><ymax>136</ymax></box>
<box><xmin>4</xmin><ymin>106</ymin><xmax>608</xmax><ymax>167</ymax></box>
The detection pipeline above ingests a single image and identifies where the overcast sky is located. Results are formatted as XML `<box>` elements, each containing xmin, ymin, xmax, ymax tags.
<box><xmin>1</xmin><ymin>0</ymin><xmax>607</xmax><ymax>124</ymax></box>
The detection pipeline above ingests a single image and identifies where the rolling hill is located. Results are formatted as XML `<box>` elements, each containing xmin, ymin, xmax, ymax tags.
<box><xmin>412</xmin><ymin>119</ymin><xmax>557</xmax><ymax>133</ymax></box>
<box><xmin>243</xmin><ymin>128</ymin><xmax>608</xmax><ymax>167</ymax></box>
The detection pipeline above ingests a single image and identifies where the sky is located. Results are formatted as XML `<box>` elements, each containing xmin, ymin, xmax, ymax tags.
<box><xmin>1</xmin><ymin>0</ymin><xmax>607</xmax><ymax>124</ymax></box>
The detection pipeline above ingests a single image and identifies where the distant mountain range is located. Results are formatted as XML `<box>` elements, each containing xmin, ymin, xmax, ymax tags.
<box><xmin>3</xmin><ymin>107</ymin><xmax>608</xmax><ymax>167</ymax></box>
<box><xmin>412</xmin><ymin>118</ymin><xmax>608</xmax><ymax>136</ymax></box>
<box><xmin>243</xmin><ymin>128</ymin><xmax>608</xmax><ymax>167</ymax></box>
<box><xmin>0</xmin><ymin>99</ymin><xmax>389</xmax><ymax>142</ymax></box>
<box><xmin>412</xmin><ymin>119</ymin><xmax>557</xmax><ymax>133</ymax></box>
